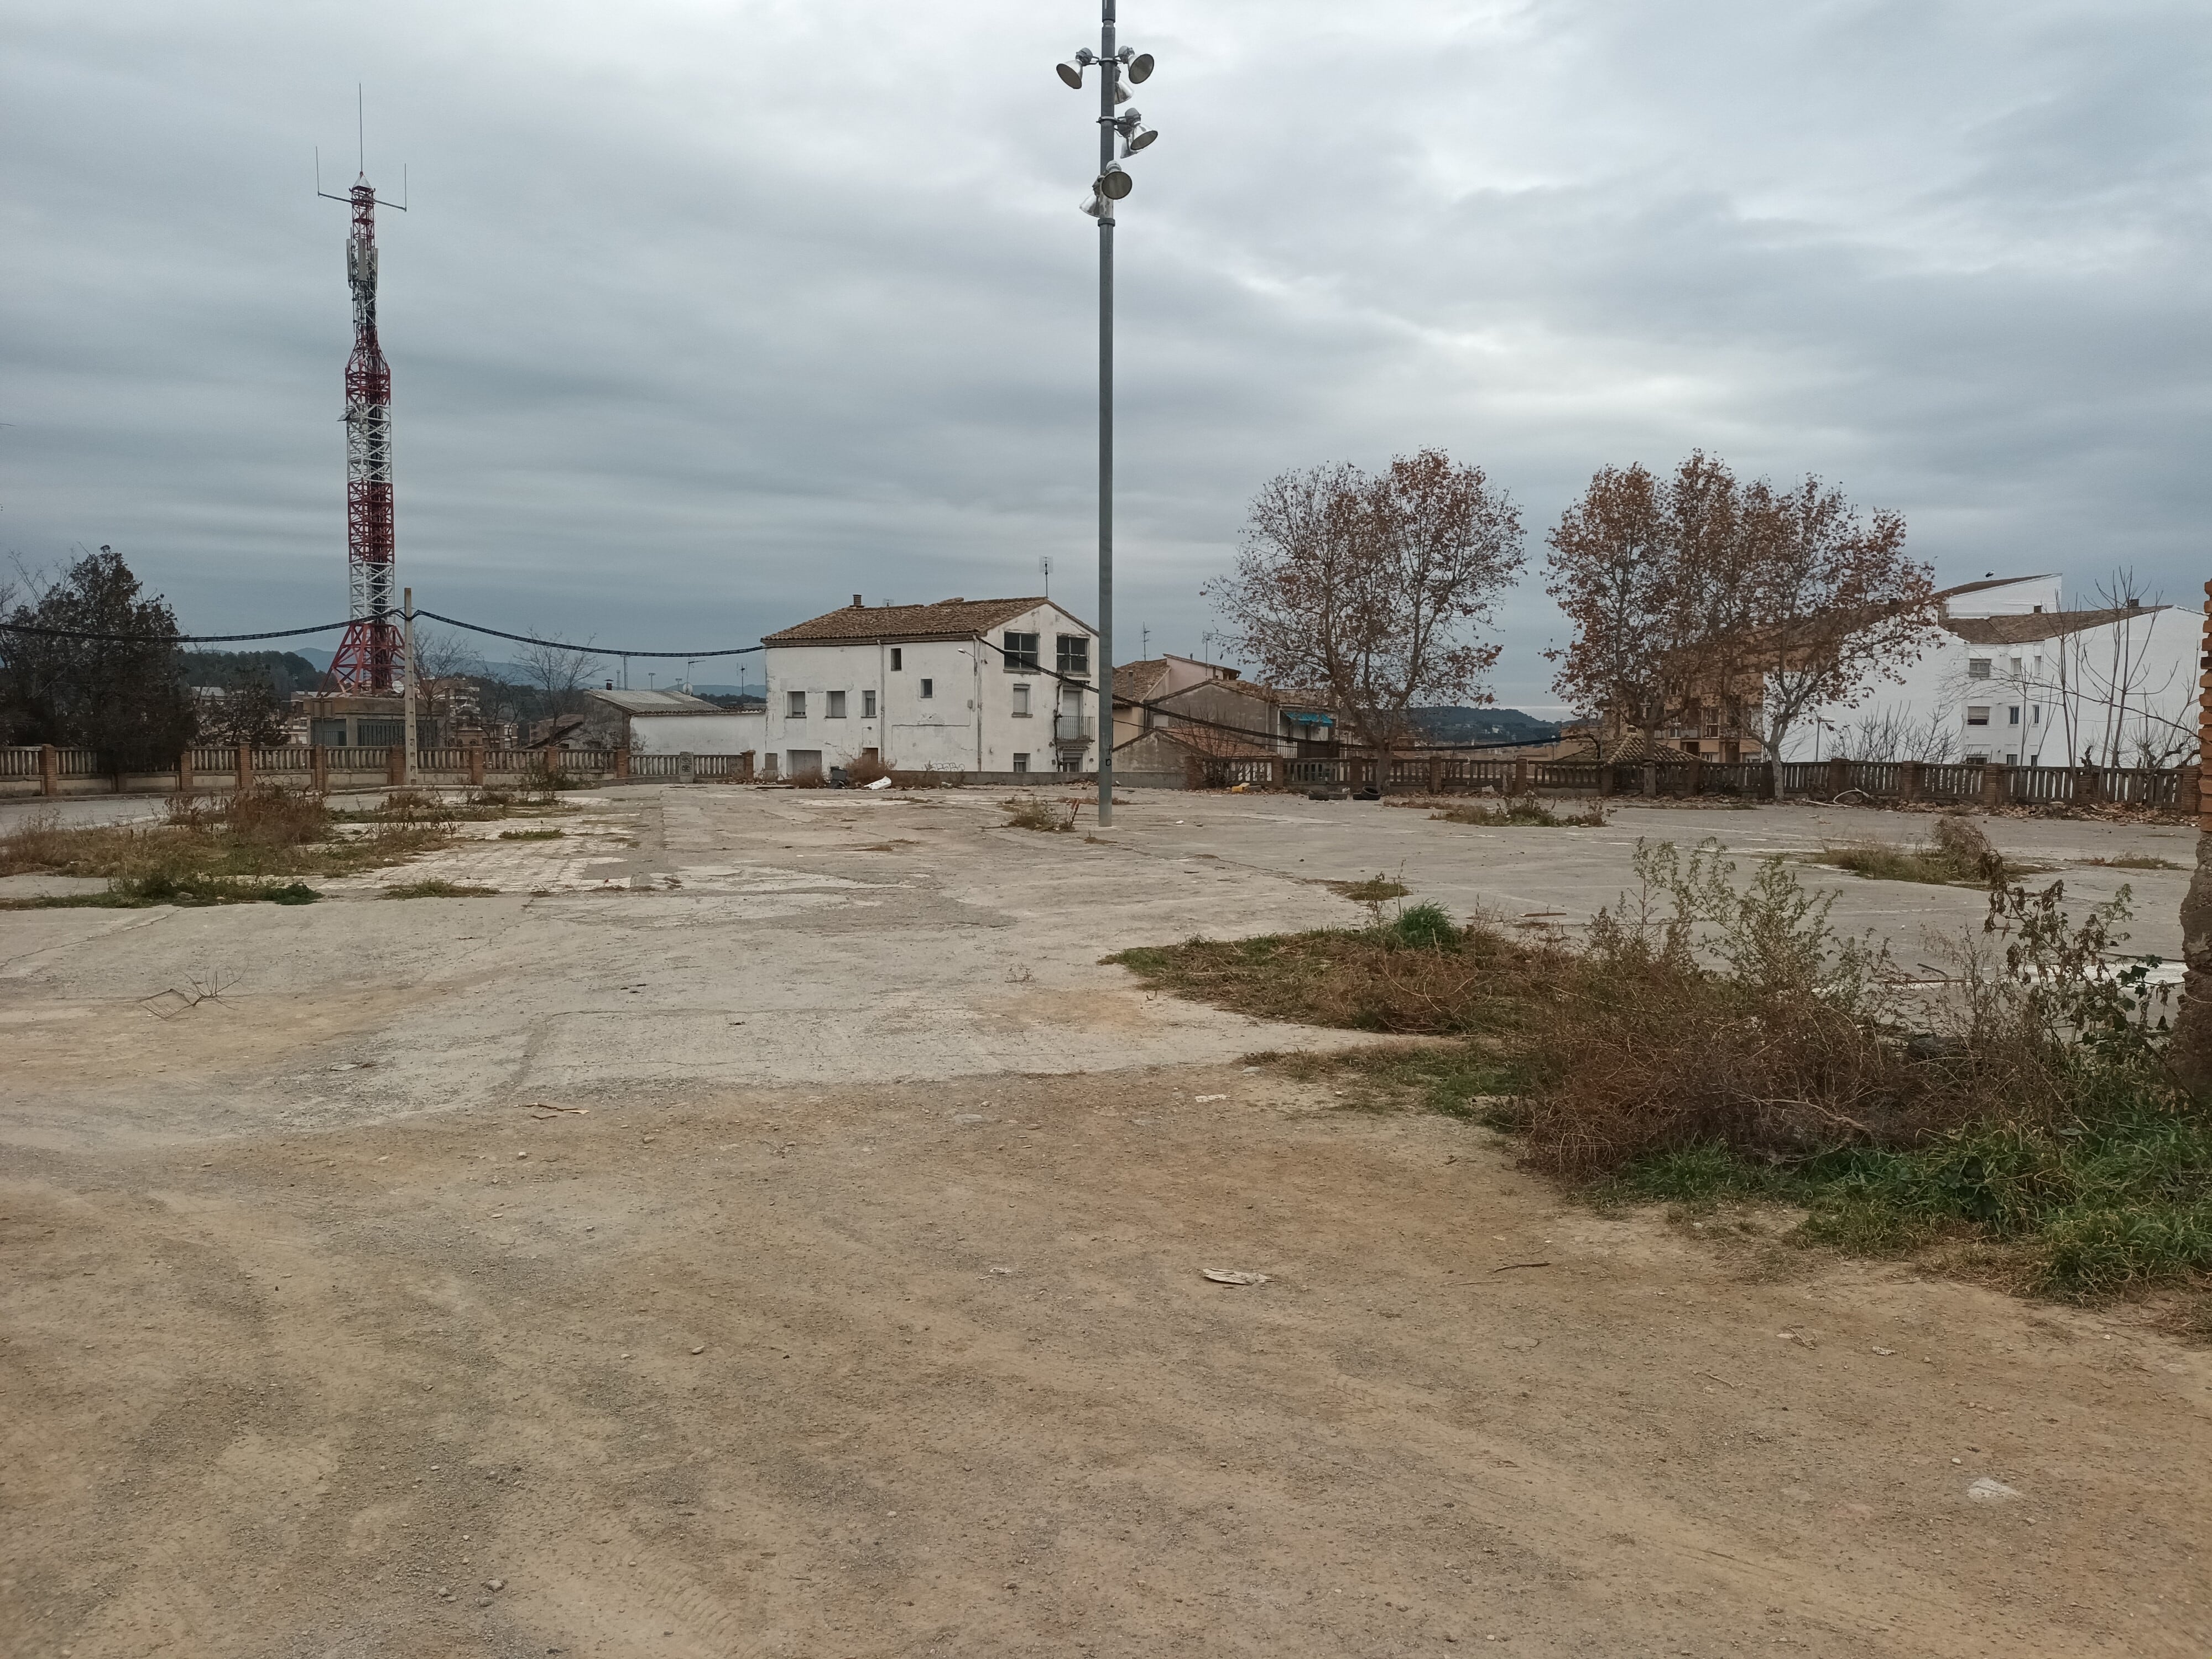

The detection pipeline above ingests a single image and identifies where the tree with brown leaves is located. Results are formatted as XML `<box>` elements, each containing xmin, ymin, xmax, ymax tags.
<box><xmin>1203</xmin><ymin>449</ymin><xmax>1524</xmax><ymax>750</ymax></box>
<box><xmin>1546</xmin><ymin>454</ymin><xmax>1935</xmax><ymax>764</ymax></box>
<box><xmin>1727</xmin><ymin>475</ymin><xmax>1937</xmax><ymax>764</ymax></box>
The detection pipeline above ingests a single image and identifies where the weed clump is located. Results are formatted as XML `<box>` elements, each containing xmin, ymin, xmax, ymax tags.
<box><xmin>382</xmin><ymin>880</ymin><xmax>500</xmax><ymax>899</ymax></box>
<box><xmin>1431</xmin><ymin>797</ymin><xmax>1609</xmax><ymax>828</ymax></box>
<box><xmin>1331</xmin><ymin>875</ymin><xmax>1410</xmax><ymax>902</ymax></box>
<box><xmin>1002</xmin><ymin>795</ymin><xmax>1075</xmax><ymax>833</ymax></box>
<box><xmin>1814</xmin><ymin>814</ymin><xmax>2027</xmax><ymax>886</ymax></box>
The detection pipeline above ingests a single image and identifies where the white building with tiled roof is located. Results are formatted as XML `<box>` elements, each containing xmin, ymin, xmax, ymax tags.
<box><xmin>1786</xmin><ymin>574</ymin><xmax>2201</xmax><ymax>768</ymax></box>
<box><xmin>758</xmin><ymin>594</ymin><xmax>1099</xmax><ymax>779</ymax></box>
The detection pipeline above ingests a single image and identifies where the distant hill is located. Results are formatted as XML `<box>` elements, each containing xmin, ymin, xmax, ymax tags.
<box><xmin>1407</xmin><ymin>707</ymin><xmax>1561</xmax><ymax>746</ymax></box>
<box><xmin>182</xmin><ymin>650</ymin><xmax>324</xmax><ymax>696</ymax></box>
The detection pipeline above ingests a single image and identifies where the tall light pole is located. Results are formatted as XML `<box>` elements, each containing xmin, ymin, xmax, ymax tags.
<box><xmin>1058</xmin><ymin>11</ymin><xmax>1157</xmax><ymax>827</ymax></box>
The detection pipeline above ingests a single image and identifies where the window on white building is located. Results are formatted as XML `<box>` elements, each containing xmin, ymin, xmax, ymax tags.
<box><xmin>1965</xmin><ymin>706</ymin><xmax>1991</xmax><ymax>726</ymax></box>
<box><xmin>1056</xmin><ymin>635</ymin><xmax>1089</xmax><ymax>676</ymax></box>
<box><xmin>827</xmin><ymin>690</ymin><xmax>847</xmax><ymax>718</ymax></box>
<box><xmin>787</xmin><ymin>691</ymin><xmax>807</xmax><ymax>718</ymax></box>
<box><xmin>919</xmin><ymin>678</ymin><xmax>934</xmax><ymax>700</ymax></box>
<box><xmin>2007</xmin><ymin>706</ymin><xmax>2020</xmax><ymax>725</ymax></box>
<box><xmin>1003</xmin><ymin>632</ymin><xmax>1040</xmax><ymax>670</ymax></box>
<box><xmin>1012</xmin><ymin>753</ymin><xmax>1029</xmax><ymax>773</ymax></box>
<box><xmin>890</xmin><ymin>648</ymin><xmax>903</xmax><ymax>671</ymax></box>
<box><xmin>863</xmin><ymin>690</ymin><xmax>877</xmax><ymax>718</ymax></box>
<box><xmin>1968</xmin><ymin>659</ymin><xmax>1992</xmax><ymax>680</ymax></box>
<box><xmin>1012</xmin><ymin>684</ymin><xmax>1031</xmax><ymax>717</ymax></box>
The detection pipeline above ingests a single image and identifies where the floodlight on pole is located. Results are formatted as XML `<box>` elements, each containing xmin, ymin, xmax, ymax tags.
<box><xmin>1054</xmin><ymin>4</ymin><xmax>1160</xmax><ymax>830</ymax></box>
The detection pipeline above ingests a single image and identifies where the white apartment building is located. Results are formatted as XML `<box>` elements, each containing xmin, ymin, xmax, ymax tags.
<box><xmin>1789</xmin><ymin>574</ymin><xmax>2201</xmax><ymax>768</ymax></box>
<box><xmin>756</xmin><ymin>595</ymin><xmax>1099</xmax><ymax>779</ymax></box>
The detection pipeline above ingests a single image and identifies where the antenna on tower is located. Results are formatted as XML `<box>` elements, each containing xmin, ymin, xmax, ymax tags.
<box><xmin>316</xmin><ymin>97</ymin><xmax>408</xmax><ymax>693</ymax></box>
<box><xmin>1040</xmin><ymin>555</ymin><xmax>1052</xmax><ymax>598</ymax></box>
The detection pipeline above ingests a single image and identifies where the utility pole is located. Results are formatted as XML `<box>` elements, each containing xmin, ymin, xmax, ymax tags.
<box><xmin>401</xmin><ymin>584</ymin><xmax>417</xmax><ymax>786</ymax></box>
<box><xmin>1058</xmin><ymin>11</ymin><xmax>1157</xmax><ymax>826</ymax></box>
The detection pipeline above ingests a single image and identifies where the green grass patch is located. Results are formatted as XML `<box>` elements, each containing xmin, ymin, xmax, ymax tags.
<box><xmin>1249</xmin><ymin>1044</ymin><xmax>1528</xmax><ymax>1120</ymax></box>
<box><xmin>382</xmin><ymin>880</ymin><xmax>500</xmax><ymax>899</ymax></box>
<box><xmin>497</xmin><ymin>827</ymin><xmax>565</xmax><ymax>841</ymax></box>
<box><xmin>0</xmin><ymin>873</ymin><xmax>319</xmax><ymax>909</ymax></box>
<box><xmin>2075</xmin><ymin>853</ymin><xmax>2183</xmax><ymax>871</ymax></box>
<box><xmin>1107</xmin><ymin>909</ymin><xmax>1555</xmax><ymax>1036</ymax></box>
<box><xmin>1809</xmin><ymin>813</ymin><xmax>2048</xmax><ymax>887</ymax></box>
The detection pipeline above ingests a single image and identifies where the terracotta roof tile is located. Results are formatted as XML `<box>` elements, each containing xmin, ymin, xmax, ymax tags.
<box><xmin>1944</xmin><ymin>604</ymin><xmax>2173</xmax><ymax>646</ymax></box>
<box><xmin>764</xmin><ymin>596</ymin><xmax>1059</xmax><ymax>645</ymax></box>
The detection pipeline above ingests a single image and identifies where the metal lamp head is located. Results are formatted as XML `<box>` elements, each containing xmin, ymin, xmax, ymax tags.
<box><xmin>1125</xmin><ymin>51</ymin><xmax>1155</xmax><ymax>84</ymax></box>
<box><xmin>1097</xmin><ymin>163</ymin><xmax>1134</xmax><ymax>201</ymax></box>
<box><xmin>1079</xmin><ymin>190</ymin><xmax>1109</xmax><ymax>218</ymax></box>
<box><xmin>1120</xmin><ymin>126</ymin><xmax>1158</xmax><ymax>156</ymax></box>
<box><xmin>1056</xmin><ymin>60</ymin><xmax>1084</xmax><ymax>88</ymax></box>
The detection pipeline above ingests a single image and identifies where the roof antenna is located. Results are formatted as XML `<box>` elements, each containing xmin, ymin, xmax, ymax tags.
<box><xmin>358</xmin><ymin>82</ymin><xmax>365</xmax><ymax>175</ymax></box>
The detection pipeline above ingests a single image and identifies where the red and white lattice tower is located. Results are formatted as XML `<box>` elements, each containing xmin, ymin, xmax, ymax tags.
<box><xmin>324</xmin><ymin>176</ymin><xmax>400</xmax><ymax>691</ymax></box>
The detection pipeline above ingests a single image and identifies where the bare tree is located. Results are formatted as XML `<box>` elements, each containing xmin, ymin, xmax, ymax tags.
<box><xmin>515</xmin><ymin>635</ymin><xmax>602</xmax><ymax>718</ymax></box>
<box><xmin>409</xmin><ymin>625</ymin><xmax>482</xmax><ymax>685</ymax></box>
<box><xmin>1204</xmin><ymin>449</ymin><xmax>1524</xmax><ymax>750</ymax></box>
<box><xmin>1835</xmin><ymin>705</ymin><xmax>1957</xmax><ymax>763</ymax></box>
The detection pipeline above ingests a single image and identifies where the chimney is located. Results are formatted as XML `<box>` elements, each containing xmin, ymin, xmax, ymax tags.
<box><xmin>853</xmin><ymin>593</ymin><xmax>863</xmax><ymax>608</ymax></box>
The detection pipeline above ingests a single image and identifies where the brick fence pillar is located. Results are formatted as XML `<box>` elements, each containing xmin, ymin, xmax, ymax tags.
<box><xmin>1269</xmin><ymin>756</ymin><xmax>1286</xmax><ymax>791</ymax></box>
<box><xmin>1828</xmin><ymin>756</ymin><xmax>1851</xmax><ymax>797</ymax></box>
<box><xmin>311</xmin><ymin>745</ymin><xmax>330</xmax><ymax>793</ymax></box>
<box><xmin>178</xmin><ymin>748</ymin><xmax>194</xmax><ymax>796</ymax></box>
<box><xmin>40</xmin><ymin>744</ymin><xmax>58</xmax><ymax>797</ymax></box>
<box><xmin>1427</xmin><ymin>755</ymin><xmax>1443</xmax><ymax>794</ymax></box>
<box><xmin>467</xmin><ymin>747</ymin><xmax>484</xmax><ymax>786</ymax></box>
<box><xmin>1901</xmin><ymin>760</ymin><xmax>1922</xmax><ymax>802</ymax></box>
<box><xmin>1511</xmin><ymin>758</ymin><xmax>1529</xmax><ymax>797</ymax></box>
<box><xmin>1981</xmin><ymin>764</ymin><xmax>2005</xmax><ymax>811</ymax></box>
<box><xmin>614</xmin><ymin>748</ymin><xmax>630</xmax><ymax>782</ymax></box>
<box><xmin>235</xmin><ymin>743</ymin><xmax>252</xmax><ymax>791</ymax></box>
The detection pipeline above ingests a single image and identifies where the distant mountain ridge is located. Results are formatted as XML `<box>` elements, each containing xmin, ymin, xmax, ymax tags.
<box><xmin>1407</xmin><ymin>706</ymin><xmax>1561</xmax><ymax>745</ymax></box>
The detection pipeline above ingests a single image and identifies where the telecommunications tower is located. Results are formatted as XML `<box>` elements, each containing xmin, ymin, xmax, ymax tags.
<box><xmin>317</xmin><ymin>155</ymin><xmax>405</xmax><ymax>691</ymax></box>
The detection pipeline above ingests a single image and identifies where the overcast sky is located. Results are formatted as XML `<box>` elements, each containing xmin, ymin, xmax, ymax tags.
<box><xmin>5</xmin><ymin>1</ymin><xmax>2207</xmax><ymax>707</ymax></box>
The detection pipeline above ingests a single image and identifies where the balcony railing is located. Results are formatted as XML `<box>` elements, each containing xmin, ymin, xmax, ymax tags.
<box><xmin>1051</xmin><ymin>714</ymin><xmax>1096</xmax><ymax>746</ymax></box>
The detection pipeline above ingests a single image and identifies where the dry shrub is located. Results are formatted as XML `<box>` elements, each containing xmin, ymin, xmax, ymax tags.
<box><xmin>0</xmin><ymin>811</ymin><xmax>91</xmax><ymax>875</ymax></box>
<box><xmin>217</xmin><ymin>785</ymin><xmax>333</xmax><ymax>845</ymax></box>
<box><xmin>1817</xmin><ymin>813</ymin><xmax>2015</xmax><ymax>886</ymax></box>
<box><xmin>787</xmin><ymin>768</ymin><xmax>828</xmax><ymax>789</ymax></box>
<box><xmin>1513</xmin><ymin>839</ymin><xmax>2177</xmax><ymax>1178</ymax></box>
<box><xmin>845</xmin><ymin>755</ymin><xmax>890</xmax><ymax>786</ymax></box>
<box><xmin>888</xmin><ymin>768</ymin><xmax>945</xmax><ymax>789</ymax></box>
<box><xmin>1001</xmin><ymin>795</ymin><xmax>1074</xmax><ymax>832</ymax></box>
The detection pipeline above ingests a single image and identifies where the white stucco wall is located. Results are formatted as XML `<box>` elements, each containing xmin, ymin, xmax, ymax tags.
<box><xmin>1786</xmin><ymin>603</ymin><xmax>2199</xmax><ymax>768</ymax></box>
<box><xmin>624</xmin><ymin>712</ymin><xmax>765</xmax><ymax>756</ymax></box>
<box><xmin>760</xmin><ymin>603</ymin><xmax>1099</xmax><ymax>776</ymax></box>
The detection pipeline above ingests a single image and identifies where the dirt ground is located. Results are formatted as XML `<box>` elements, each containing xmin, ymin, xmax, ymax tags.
<box><xmin>3</xmin><ymin>785</ymin><xmax>2208</xmax><ymax>1657</ymax></box>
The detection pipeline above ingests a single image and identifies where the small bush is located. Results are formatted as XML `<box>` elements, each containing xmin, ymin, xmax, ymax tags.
<box><xmin>498</xmin><ymin>828</ymin><xmax>564</xmax><ymax>841</ymax></box>
<box><xmin>382</xmin><ymin>879</ymin><xmax>500</xmax><ymax>899</ymax></box>
<box><xmin>887</xmin><ymin>768</ymin><xmax>945</xmax><ymax>790</ymax></box>
<box><xmin>845</xmin><ymin>755</ymin><xmax>890</xmax><ymax>786</ymax></box>
<box><xmin>1385</xmin><ymin>902</ymin><xmax>1458</xmax><ymax>951</ymax></box>
<box><xmin>1433</xmin><ymin>797</ymin><xmax>1608</xmax><ymax>828</ymax></box>
<box><xmin>2077</xmin><ymin>853</ymin><xmax>2183</xmax><ymax>871</ymax></box>
<box><xmin>1002</xmin><ymin>795</ymin><xmax>1074</xmax><ymax>832</ymax></box>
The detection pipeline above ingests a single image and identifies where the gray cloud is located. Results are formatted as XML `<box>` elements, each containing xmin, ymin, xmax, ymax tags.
<box><xmin>3</xmin><ymin>0</ymin><xmax>2205</xmax><ymax>706</ymax></box>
